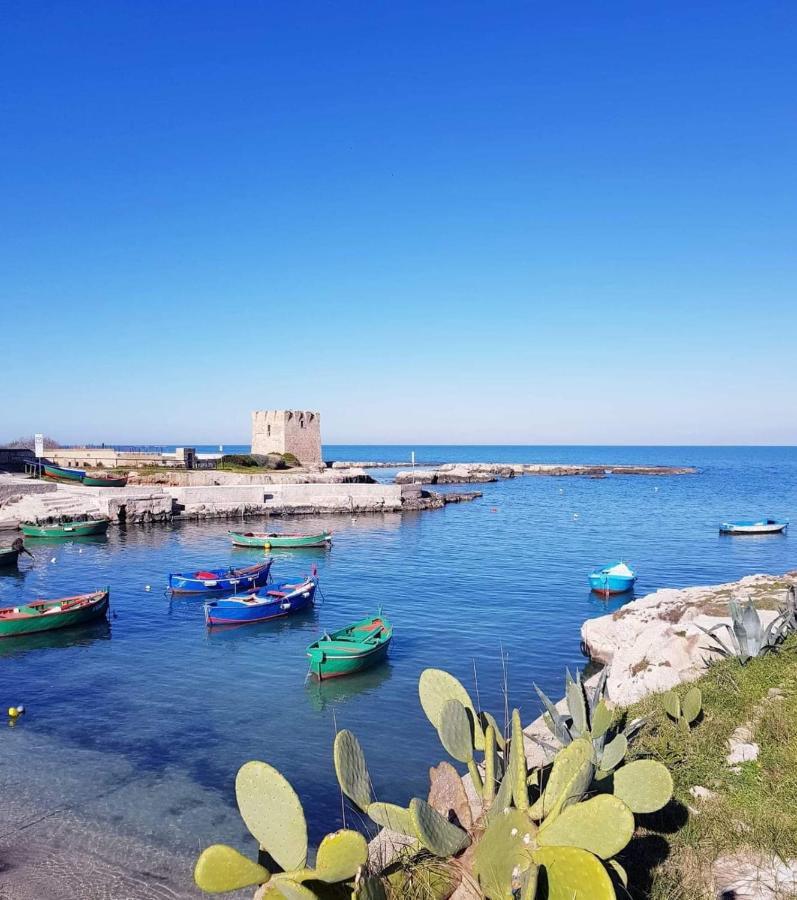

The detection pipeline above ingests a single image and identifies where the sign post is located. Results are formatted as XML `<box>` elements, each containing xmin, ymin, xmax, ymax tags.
<box><xmin>34</xmin><ymin>434</ymin><xmax>44</xmax><ymax>459</ymax></box>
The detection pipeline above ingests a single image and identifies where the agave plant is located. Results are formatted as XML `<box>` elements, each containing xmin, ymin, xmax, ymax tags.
<box><xmin>699</xmin><ymin>593</ymin><xmax>797</xmax><ymax>665</ymax></box>
<box><xmin>534</xmin><ymin>668</ymin><xmax>644</xmax><ymax>777</ymax></box>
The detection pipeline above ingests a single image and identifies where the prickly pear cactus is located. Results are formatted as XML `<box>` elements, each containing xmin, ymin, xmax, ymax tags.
<box><xmin>661</xmin><ymin>690</ymin><xmax>681</xmax><ymax>721</ymax></box>
<box><xmin>537</xmin><ymin>794</ymin><xmax>634</xmax><ymax>859</ymax></box>
<box><xmin>193</xmin><ymin>843</ymin><xmax>271</xmax><ymax>893</ymax></box>
<box><xmin>510</xmin><ymin>708</ymin><xmax>529</xmax><ymax>811</ymax></box>
<box><xmin>529</xmin><ymin>738</ymin><xmax>594</xmax><ymax>821</ymax></box>
<box><xmin>472</xmin><ymin>808</ymin><xmax>535</xmax><ymax>899</ymax></box>
<box><xmin>236</xmin><ymin>761</ymin><xmax>308</xmax><ymax>871</ymax></box>
<box><xmin>409</xmin><ymin>797</ymin><xmax>470</xmax><ymax>856</ymax></box>
<box><xmin>352</xmin><ymin>874</ymin><xmax>388</xmax><ymax>900</ymax></box>
<box><xmin>532</xmin><ymin>845</ymin><xmax>616</xmax><ymax>899</ymax></box>
<box><xmin>333</xmin><ymin>729</ymin><xmax>373</xmax><ymax>811</ymax></box>
<box><xmin>612</xmin><ymin>758</ymin><xmax>673</xmax><ymax>813</ymax></box>
<box><xmin>439</xmin><ymin>698</ymin><xmax>476</xmax><ymax>763</ymax></box>
<box><xmin>419</xmin><ymin>668</ymin><xmax>484</xmax><ymax>749</ymax></box>
<box><xmin>312</xmin><ymin>829</ymin><xmax>367</xmax><ymax>882</ymax></box>
<box><xmin>599</xmin><ymin>732</ymin><xmax>628</xmax><ymax>773</ymax></box>
<box><xmin>682</xmin><ymin>686</ymin><xmax>702</xmax><ymax>724</ymax></box>
<box><xmin>367</xmin><ymin>801</ymin><xmax>416</xmax><ymax>837</ymax></box>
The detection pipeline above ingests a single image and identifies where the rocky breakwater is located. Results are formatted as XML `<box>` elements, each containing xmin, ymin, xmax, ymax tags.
<box><xmin>581</xmin><ymin>572</ymin><xmax>796</xmax><ymax>705</ymax></box>
<box><xmin>128</xmin><ymin>468</ymin><xmax>376</xmax><ymax>487</ymax></box>
<box><xmin>396</xmin><ymin>461</ymin><xmax>696</xmax><ymax>484</ymax></box>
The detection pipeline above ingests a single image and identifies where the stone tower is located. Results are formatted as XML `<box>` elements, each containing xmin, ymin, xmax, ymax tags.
<box><xmin>251</xmin><ymin>410</ymin><xmax>322</xmax><ymax>465</ymax></box>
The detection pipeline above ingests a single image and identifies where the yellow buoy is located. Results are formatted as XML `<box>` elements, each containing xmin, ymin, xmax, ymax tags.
<box><xmin>8</xmin><ymin>707</ymin><xmax>19</xmax><ymax>718</ymax></box>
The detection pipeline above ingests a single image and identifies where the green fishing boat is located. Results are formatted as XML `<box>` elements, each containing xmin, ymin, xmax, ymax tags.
<box><xmin>0</xmin><ymin>539</ymin><xmax>33</xmax><ymax>568</ymax></box>
<box><xmin>0</xmin><ymin>589</ymin><xmax>109</xmax><ymax>638</ymax></box>
<box><xmin>82</xmin><ymin>474</ymin><xmax>128</xmax><ymax>487</ymax></box>
<box><xmin>229</xmin><ymin>530</ymin><xmax>332</xmax><ymax>549</ymax></box>
<box><xmin>306</xmin><ymin>614</ymin><xmax>392</xmax><ymax>680</ymax></box>
<box><xmin>20</xmin><ymin>518</ymin><xmax>111</xmax><ymax>538</ymax></box>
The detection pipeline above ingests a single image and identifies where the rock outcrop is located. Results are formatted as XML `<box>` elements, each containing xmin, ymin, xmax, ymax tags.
<box><xmin>395</xmin><ymin>461</ymin><xmax>696</xmax><ymax>484</ymax></box>
<box><xmin>581</xmin><ymin>573</ymin><xmax>796</xmax><ymax>705</ymax></box>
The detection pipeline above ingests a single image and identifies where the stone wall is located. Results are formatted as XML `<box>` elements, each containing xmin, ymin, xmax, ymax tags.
<box><xmin>251</xmin><ymin>410</ymin><xmax>322</xmax><ymax>465</ymax></box>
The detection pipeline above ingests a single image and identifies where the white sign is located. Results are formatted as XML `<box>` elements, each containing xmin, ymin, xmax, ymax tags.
<box><xmin>34</xmin><ymin>434</ymin><xmax>44</xmax><ymax>458</ymax></box>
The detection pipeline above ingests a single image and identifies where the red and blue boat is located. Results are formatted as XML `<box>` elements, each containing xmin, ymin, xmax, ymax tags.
<box><xmin>204</xmin><ymin>575</ymin><xmax>317</xmax><ymax>627</ymax></box>
<box><xmin>168</xmin><ymin>559</ymin><xmax>273</xmax><ymax>594</ymax></box>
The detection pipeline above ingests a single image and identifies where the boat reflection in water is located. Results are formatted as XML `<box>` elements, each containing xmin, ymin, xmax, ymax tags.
<box><xmin>0</xmin><ymin>619</ymin><xmax>112</xmax><ymax>660</ymax></box>
<box><xmin>305</xmin><ymin>661</ymin><xmax>393</xmax><ymax>712</ymax></box>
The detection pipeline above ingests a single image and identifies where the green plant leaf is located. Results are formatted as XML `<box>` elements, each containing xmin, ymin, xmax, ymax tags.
<box><xmin>612</xmin><ymin>759</ymin><xmax>673</xmax><ymax>813</ymax></box>
<box><xmin>682</xmin><ymin>686</ymin><xmax>702</xmax><ymax>724</ymax></box>
<box><xmin>439</xmin><ymin>698</ymin><xmax>476</xmax><ymax>763</ymax></box>
<box><xmin>591</xmin><ymin>699</ymin><xmax>613</xmax><ymax>740</ymax></box>
<box><xmin>194</xmin><ymin>844</ymin><xmax>270</xmax><ymax>893</ymax></box>
<box><xmin>236</xmin><ymin>761</ymin><xmax>308</xmax><ymax>871</ymax></box>
<box><xmin>409</xmin><ymin>798</ymin><xmax>470</xmax><ymax>857</ymax></box>
<box><xmin>418</xmin><ymin>669</ymin><xmax>484</xmax><ymax>750</ymax></box>
<box><xmin>312</xmin><ymin>829</ymin><xmax>368</xmax><ymax>882</ymax></box>
<box><xmin>333</xmin><ymin>730</ymin><xmax>373</xmax><ymax>811</ymax></box>
<box><xmin>532</xmin><ymin>845</ymin><xmax>615</xmax><ymax>900</ymax></box>
<box><xmin>600</xmin><ymin>733</ymin><xmax>628</xmax><ymax>772</ymax></box>
<box><xmin>367</xmin><ymin>802</ymin><xmax>415</xmax><ymax>836</ymax></box>
<box><xmin>537</xmin><ymin>794</ymin><xmax>634</xmax><ymax>859</ymax></box>
<box><xmin>661</xmin><ymin>691</ymin><xmax>681</xmax><ymax>721</ymax></box>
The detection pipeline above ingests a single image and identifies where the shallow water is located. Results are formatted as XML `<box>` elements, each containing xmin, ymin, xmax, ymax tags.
<box><xmin>1</xmin><ymin>445</ymin><xmax>795</xmax><ymax>872</ymax></box>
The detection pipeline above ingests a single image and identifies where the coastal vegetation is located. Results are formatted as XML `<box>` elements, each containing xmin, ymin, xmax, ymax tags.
<box><xmin>193</xmin><ymin>615</ymin><xmax>797</xmax><ymax>899</ymax></box>
<box><xmin>217</xmin><ymin>453</ymin><xmax>301</xmax><ymax>472</ymax></box>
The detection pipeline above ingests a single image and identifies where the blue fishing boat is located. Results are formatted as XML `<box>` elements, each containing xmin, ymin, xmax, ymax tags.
<box><xmin>588</xmin><ymin>561</ymin><xmax>636</xmax><ymax>596</ymax></box>
<box><xmin>204</xmin><ymin>576</ymin><xmax>317</xmax><ymax>627</ymax></box>
<box><xmin>719</xmin><ymin>519</ymin><xmax>788</xmax><ymax>535</ymax></box>
<box><xmin>168</xmin><ymin>559</ymin><xmax>273</xmax><ymax>594</ymax></box>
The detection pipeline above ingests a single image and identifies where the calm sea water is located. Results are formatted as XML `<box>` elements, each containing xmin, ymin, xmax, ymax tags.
<box><xmin>1</xmin><ymin>446</ymin><xmax>795</xmax><ymax>877</ymax></box>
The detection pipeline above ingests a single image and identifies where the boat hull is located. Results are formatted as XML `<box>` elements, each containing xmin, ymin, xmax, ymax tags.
<box><xmin>308</xmin><ymin>638</ymin><xmax>391</xmax><ymax>679</ymax></box>
<box><xmin>0</xmin><ymin>548</ymin><xmax>20</xmax><ymax>568</ymax></box>
<box><xmin>719</xmin><ymin>521</ymin><xmax>788</xmax><ymax>535</ymax></box>
<box><xmin>229</xmin><ymin>530</ymin><xmax>332</xmax><ymax>549</ymax></box>
<box><xmin>0</xmin><ymin>590</ymin><xmax>109</xmax><ymax>638</ymax></box>
<box><xmin>307</xmin><ymin>615</ymin><xmax>393</xmax><ymax>680</ymax></box>
<box><xmin>205</xmin><ymin>579</ymin><xmax>317</xmax><ymax>626</ymax></box>
<box><xmin>588</xmin><ymin>572</ymin><xmax>636</xmax><ymax>595</ymax></box>
<box><xmin>20</xmin><ymin>519</ymin><xmax>110</xmax><ymax>538</ymax></box>
<box><xmin>82</xmin><ymin>475</ymin><xmax>128</xmax><ymax>487</ymax></box>
<box><xmin>169</xmin><ymin>559</ymin><xmax>273</xmax><ymax>594</ymax></box>
<box><xmin>42</xmin><ymin>463</ymin><xmax>85</xmax><ymax>482</ymax></box>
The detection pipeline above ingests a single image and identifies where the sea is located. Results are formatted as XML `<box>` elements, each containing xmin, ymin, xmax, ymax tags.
<box><xmin>0</xmin><ymin>445</ymin><xmax>794</xmax><ymax>896</ymax></box>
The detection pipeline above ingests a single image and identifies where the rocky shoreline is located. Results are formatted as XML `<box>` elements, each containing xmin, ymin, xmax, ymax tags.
<box><xmin>396</xmin><ymin>461</ymin><xmax>696</xmax><ymax>484</ymax></box>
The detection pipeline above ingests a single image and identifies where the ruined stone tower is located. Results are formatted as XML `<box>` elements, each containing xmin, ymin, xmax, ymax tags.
<box><xmin>251</xmin><ymin>410</ymin><xmax>322</xmax><ymax>465</ymax></box>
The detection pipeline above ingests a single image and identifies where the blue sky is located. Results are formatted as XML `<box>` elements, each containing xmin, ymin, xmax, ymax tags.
<box><xmin>2</xmin><ymin>1</ymin><xmax>795</xmax><ymax>445</ymax></box>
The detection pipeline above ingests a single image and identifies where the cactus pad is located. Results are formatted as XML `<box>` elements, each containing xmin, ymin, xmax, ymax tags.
<box><xmin>193</xmin><ymin>843</ymin><xmax>270</xmax><ymax>893</ymax></box>
<box><xmin>439</xmin><ymin>698</ymin><xmax>475</xmax><ymax>763</ymax></box>
<box><xmin>682</xmin><ymin>686</ymin><xmax>702</xmax><ymax>724</ymax></box>
<box><xmin>353</xmin><ymin>875</ymin><xmax>388</xmax><ymax>900</ymax></box>
<box><xmin>661</xmin><ymin>691</ymin><xmax>681</xmax><ymax>721</ymax></box>
<box><xmin>472</xmin><ymin>808</ymin><xmax>535</xmax><ymax>899</ymax></box>
<box><xmin>333</xmin><ymin>729</ymin><xmax>373</xmax><ymax>811</ymax></box>
<box><xmin>600</xmin><ymin>733</ymin><xmax>628</xmax><ymax>772</ymax></box>
<box><xmin>312</xmin><ymin>829</ymin><xmax>367</xmax><ymax>882</ymax></box>
<box><xmin>409</xmin><ymin>797</ymin><xmax>470</xmax><ymax>857</ymax></box>
<box><xmin>235</xmin><ymin>761</ymin><xmax>308</xmax><ymax>871</ymax></box>
<box><xmin>419</xmin><ymin>669</ymin><xmax>484</xmax><ymax>749</ymax></box>
<box><xmin>532</xmin><ymin>845</ymin><xmax>615</xmax><ymax>899</ymax></box>
<box><xmin>260</xmin><ymin>880</ymin><xmax>319</xmax><ymax>900</ymax></box>
<box><xmin>612</xmin><ymin>759</ymin><xmax>673</xmax><ymax>813</ymax></box>
<box><xmin>510</xmin><ymin>708</ymin><xmax>529</xmax><ymax>810</ymax></box>
<box><xmin>367</xmin><ymin>802</ymin><xmax>416</xmax><ymax>837</ymax></box>
<box><xmin>537</xmin><ymin>794</ymin><xmax>634</xmax><ymax>859</ymax></box>
<box><xmin>608</xmin><ymin>858</ymin><xmax>628</xmax><ymax>887</ymax></box>
<box><xmin>529</xmin><ymin>738</ymin><xmax>593</xmax><ymax>821</ymax></box>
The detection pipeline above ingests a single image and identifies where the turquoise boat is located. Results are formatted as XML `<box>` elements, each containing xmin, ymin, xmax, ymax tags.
<box><xmin>306</xmin><ymin>614</ymin><xmax>393</xmax><ymax>680</ymax></box>
<box><xmin>588</xmin><ymin>562</ymin><xmax>636</xmax><ymax>596</ymax></box>
<box><xmin>229</xmin><ymin>530</ymin><xmax>332</xmax><ymax>549</ymax></box>
<box><xmin>42</xmin><ymin>462</ymin><xmax>85</xmax><ymax>482</ymax></box>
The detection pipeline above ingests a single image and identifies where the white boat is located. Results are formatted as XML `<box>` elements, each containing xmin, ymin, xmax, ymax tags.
<box><xmin>719</xmin><ymin>519</ymin><xmax>788</xmax><ymax>535</ymax></box>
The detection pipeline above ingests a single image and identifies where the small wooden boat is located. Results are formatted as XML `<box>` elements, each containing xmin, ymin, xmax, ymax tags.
<box><xmin>42</xmin><ymin>462</ymin><xmax>85</xmax><ymax>482</ymax></box>
<box><xmin>228</xmin><ymin>530</ymin><xmax>332</xmax><ymax>549</ymax></box>
<box><xmin>307</xmin><ymin>614</ymin><xmax>393</xmax><ymax>680</ymax></box>
<box><xmin>20</xmin><ymin>518</ymin><xmax>111</xmax><ymax>538</ymax></box>
<box><xmin>169</xmin><ymin>559</ymin><xmax>273</xmax><ymax>594</ymax></box>
<box><xmin>204</xmin><ymin>577</ymin><xmax>317</xmax><ymax>627</ymax></box>
<box><xmin>0</xmin><ymin>589</ymin><xmax>109</xmax><ymax>638</ymax></box>
<box><xmin>0</xmin><ymin>539</ymin><xmax>33</xmax><ymax>568</ymax></box>
<box><xmin>82</xmin><ymin>474</ymin><xmax>129</xmax><ymax>487</ymax></box>
<box><xmin>719</xmin><ymin>519</ymin><xmax>789</xmax><ymax>535</ymax></box>
<box><xmin>589</xmin><ymin>561</ymin><xmax>636</xmax><ymax>596</ymax></box>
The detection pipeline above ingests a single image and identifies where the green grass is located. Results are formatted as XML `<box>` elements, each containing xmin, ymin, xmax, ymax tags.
<box><xmin>619</xmin><ymin>637</ymin><xmax>797</xmax><ymax>899</ymax></box>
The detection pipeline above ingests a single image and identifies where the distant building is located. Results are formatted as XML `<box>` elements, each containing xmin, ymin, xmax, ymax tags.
<box><xmin>251</xmin><ymin>410</ymin><xmax>322</xmax><ymax>466</ymax></box>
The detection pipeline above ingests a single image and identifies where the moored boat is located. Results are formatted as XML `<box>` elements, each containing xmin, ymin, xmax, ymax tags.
<box><xmin>20</xmin><ymin>518</ymin><xmax>111</xmax><ymax>538</ymax></box>
<box><xmin>204</xmin><ymin>576</ymin><xmax>317</xmax><ymax>627</ymax></box>
<box><xmin>82</xmin><ymin>474</ymin><xmax>129</xmax><ymax>487</ymax></box>
<box><xmin>0</xmin><ymin>539</ymin><xmax>33</xmax><ymax>568</ymax></box>
<box><xmin>169</xmin><ymin>558</ymin><xmax>273</xmax><ymax>594</ymax></box>
<box><xmin>0</xmin><ymin>589</ymin><xmax>110</xmax><ymax>638</ymax></box>
<box><xmin>228</xmin><ymin>530</ymin><xmax>332</xmax><ymax>549</ymax></box>
<box><xmin>42</xmin><ymin>462</ymin><xmax>86</xmax><ymax>482</ymax></box>
<box><xmin>719</xmin><ymin>519</ymin><xmax>788</xmax><ymax>535</ymax></box>
<box><xmin>306</xmin><ymin>614</ymin><xmax>393</xmax><ymax>680</ymax></box>
<box><xmin>588</xmin><ymin>561</ymin><xmax>636</xmax><ymax>596</ymax></box>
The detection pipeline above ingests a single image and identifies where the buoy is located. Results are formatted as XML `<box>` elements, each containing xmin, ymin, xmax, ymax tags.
<box><xmin>16</xmin><ymin>705</ymin><xmax>25</xmax><ymax>715</ymax></box>
<box><xmin>50</xmin><ymin>557</ymin><xmax>56</xmax><ymax>563</ymax></box>
<box><xmin>145</xmin><ymin>585</ymin><xmax>151</xmax><ymax>592</ymax></box>
<box><xmin>573</xmin><ymin>513</ymin><xmax>579</xmax><ymax>519</ymax></box>
<box><xmin>78</xmin><ymin>548</ymin><xmax>83</xmax><ymax>553</ymax></box>
<box><xmin>8</xmin><ymin>707</ymin><xmax>19</xmax><ymax>719</ymax></box>
<box><xmin>491</xmin><ymin>507</ymin><xmax>498</xmax><ymax>512</ymax></box>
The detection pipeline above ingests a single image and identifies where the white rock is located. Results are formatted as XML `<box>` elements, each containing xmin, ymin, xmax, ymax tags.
<box><xmin>713</xmin><ymin>850</ymin><xmax>797</xmax><ymax>899</ymax></box>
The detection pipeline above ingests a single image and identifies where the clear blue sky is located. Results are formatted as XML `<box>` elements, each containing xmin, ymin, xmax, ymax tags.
<box><xmin>2</xmin><ymin>1</ymin><xmax>795</xmax><ymax>445</ymax></box>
